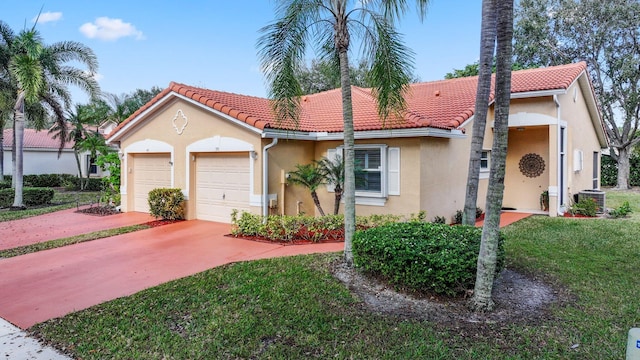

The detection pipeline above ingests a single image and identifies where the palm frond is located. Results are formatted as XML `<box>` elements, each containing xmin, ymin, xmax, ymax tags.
<box><xmin>364</xmin><ymin>13</ymin><xmax>414</xmax><ymax>121</ymax></box>
<box><xmin>258</xmin><ymin>0</ymin><xmax>320</xmax><ymax>123</ymax></box>
<box><xmin>47</xmin><ymin>41</ymin><xmax>99</xmax><ymax>73</ymax></box>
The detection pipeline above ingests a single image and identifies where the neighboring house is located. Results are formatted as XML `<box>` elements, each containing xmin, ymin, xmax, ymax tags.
<box><xmin>106</xmin><ymin>62</ymin><xmax>607</xmax><ymax>222</ymax></box>
<box><xmin>2</xmin><ymin>128</ymin><xmax>106</xmax><ymax>178</ymax></box>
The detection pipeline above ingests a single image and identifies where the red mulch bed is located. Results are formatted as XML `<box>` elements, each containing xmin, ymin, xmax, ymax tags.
<box><xmin>145</xmin><ymin>219</ymin><xmax>183</xmax><ymax>227</ymax></box>
<box><xmin>76</xmin><ymin>206</ymin><xmax>120</xmax><ymax>216</ymax></box>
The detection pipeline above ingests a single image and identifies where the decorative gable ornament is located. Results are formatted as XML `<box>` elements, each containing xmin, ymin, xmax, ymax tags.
<box><xmin>172</xmin><ymin>109</ymin><xmax>188</xmax><ymax>135</ymax></box>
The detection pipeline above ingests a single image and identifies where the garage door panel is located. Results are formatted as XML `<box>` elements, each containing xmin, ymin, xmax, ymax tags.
<box><xmin>196</xmin><ymin>154</ymin><xmax>250</xmax><ymax>223</ymax></box>
<box><xmin>133</xmin><ymin>154</ymin><xmax>172</xmax><ymax>213</ymax></box>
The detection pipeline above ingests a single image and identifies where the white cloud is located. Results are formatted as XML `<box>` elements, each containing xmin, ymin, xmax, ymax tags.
<box><xmin>79</xmin><ymin>17</ymin><xmax>145</xmax><ymax>41</ymax></box>
<box><xmin>33</xmin><ymin>12</ymin><xmax>62</xmax><ymax>24</ymax></box>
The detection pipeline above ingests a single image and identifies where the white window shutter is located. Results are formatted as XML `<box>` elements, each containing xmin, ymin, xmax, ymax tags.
<box><xmin>326</xmin><ymin>148</ymin><xmax>337</xmax><ymax>192</ymax></box>
<box><xmin>388</xmin><ymin>147</ymin><xmax>400</xmax><ymax>195</ymax></box>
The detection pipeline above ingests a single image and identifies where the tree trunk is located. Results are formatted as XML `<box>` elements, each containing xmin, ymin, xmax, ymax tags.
<box><xmin>334</xmin><ymin>185</ymin><xmax>343</xmax><ymax>215</ymax></box>
<box><xmin>12</xmin><ymin>91</ymin><xmax>26</xmax><ymax>209</ymax></box>
<box><xmin>463</xmin><ymin>0</ymin><xmax>497</xmax><ymax>226</ymax></box>
<box><xmin>311</xmin><ymin>191</ymin><xmax>326</xmax><ymax>216</ymax></box>
<box><xmin>0</xmin><ymin>124</ymin><xmax>4</xmax><ymax>182</ymax></box>
<box><xmin>471</xmin><ymin>0</ymin><xmax>513</xmax><ymax>312</ymax></box>
<box><xmin>12</xmin><ymin>119</ymin><xmax>16</xmax><ymax>188</ymax></box>
<box><xmin>339</xmin><ymin>48</ymin><xmax>356</xmax><ymax>265</ymax></box>
<box><xmin>616</xmin><ymin>146</ymin><xmax>631</xmax><ymax>189</ymax></box>
<box><xmin>73</xmin><ymin>149</ymin><xmax>85</xmax><ymax>190</ymax></box>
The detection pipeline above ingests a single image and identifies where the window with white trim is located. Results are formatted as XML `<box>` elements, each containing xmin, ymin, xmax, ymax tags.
<box><xmin>478</xmin><ymin>150</ymin><xmax>490</xmax><ymax>180</ymax></box>
<box><xmin>355</xmin><ymin>148</ymin><xmax>382</xmax><ymax>193</ymax></box>
<box><xmin>480</xmin><ymin>150</ymin><xmax>490</xmax><ymax>171</ymax></box>
<box><xmin>328</xmin><ymin>145</ymin><xmax>400</xmax><ymax>204</ymax></box>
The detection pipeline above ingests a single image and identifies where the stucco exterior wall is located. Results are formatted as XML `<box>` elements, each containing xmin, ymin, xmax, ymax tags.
<box><xmin>3</xmin><ymin>149</ymin><xmax>78</xmax><ymax>176</ymax></box>
<box><xmin>560</xmin><ymin>81</ymin><xmax>602</xmax><ymax>198</ymax></box>
<box><xmin>267</xmin><ymin>139</ymin><xmax>316</xmax><ymax>216</ymax></box>
<box><xmin>419</xmin><ymin>137</ymin><xmax>473</xmax><ymax>223</ymax></box>
<box><xmin>117</xmin><ymin>98</ymin><xmax>263</xmax><ymax>218</ymax></box>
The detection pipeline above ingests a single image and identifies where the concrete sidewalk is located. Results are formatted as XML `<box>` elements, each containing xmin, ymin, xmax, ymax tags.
<box><xmin>1</xmin><ymin>319</ymin><xmax>71</xmax><ymax>359</ymax></box>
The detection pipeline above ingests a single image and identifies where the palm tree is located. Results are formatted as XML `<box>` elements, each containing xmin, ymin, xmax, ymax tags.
<box><xmin>462</xmin><ymin>0</ymin><xmax>497</xmax><ymax>226</ymax></box>
<box><xmin>77</xmin><ymin>130</ymin><xmax>111</xmax><ymax>186</ymax></box>
<box><xmin>287</xmin><ymin>163</ymin><xmax>327</xmax><ymax>216</ymax></box>
<box><xmin>258</xmin><ymin>0</ymin><xmax>429</xmax><ymax>265</ymax></box>
<box><xmin>470</xmin><ymin>0</ymin><xmax>514</xmax><ymax>312</ymax></box>
<box><xmin>49</xmin><ymin>104</ymin><xmax>93</xmax><ymax>189</ymax></box>
<box><xmin>2</xmin><ymin>20</ymin><xmax>99</xmax><ymax>208</ymax></box>
<box><xmin>318</xmin><ymin>155</ymin><xmax>345</xmax><ymax>215</ymax></box>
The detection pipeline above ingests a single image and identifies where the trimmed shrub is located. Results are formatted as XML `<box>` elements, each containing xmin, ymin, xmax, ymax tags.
<box><xmin>0</xmin><ymin>187</ymin><xmax>55</xmax><ymax>207</ymax></box>
<box><xmin>24</xmin><ymin>187</ymin><xmax>55</xmax><ymax>206</ymax></box>
<box><xmin>0</xmin><ymin>188</ymin><xmax>12</xmax><ymax>207</ymax></box>
<box><xmin>353</xmin><ymin>222</ymin><xmax>505</xmax><ymax>296</ymax></box>
<box><xmin>23</xmin><ymin>174</ymin><xmax>63</xmax><ymax>188</ymax></box>
<box><xmin>148</xmin><ymin>188</ymin><xmax>185</xmax><ymax>220</ymax></box>
<box><xmin>230</xmin><ymin>211</ymin><xmax>346</xmax><ymax>242</ymax></box>
<box><xmin>0</xmin><ymin>180</ymin><xmax>11</xmax><ymax>190</ymax></box>
<box><xmin>571</xmin><ymin>197</ymin><xmax>598</xmax><ymax>217</ymax></box>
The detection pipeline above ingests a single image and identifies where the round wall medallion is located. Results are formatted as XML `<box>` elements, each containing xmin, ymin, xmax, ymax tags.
<box><xmin>519</xmin><ymin>153</ymin><xmax>545</xmax><ymax>178</ymax></box>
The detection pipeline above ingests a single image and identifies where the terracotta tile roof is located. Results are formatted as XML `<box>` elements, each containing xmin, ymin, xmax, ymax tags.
<box><xmin>2</xmin><ymin>128</ymin><xmax>73</xmax><ymax>150</ymax></box>
<box><xmin>109</xmin><ymin>62</ymin><xmax>588</xmax><ymax>138</ymax></box>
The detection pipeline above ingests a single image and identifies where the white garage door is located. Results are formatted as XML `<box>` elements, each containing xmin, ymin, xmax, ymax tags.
<box><xmin>132</xmin><ymin>154</ymin><xmax>172</xmax><ymax>213</ymax></box>
<box><xmin>195</xmin><ymin>153</ymin><xmax>250</xmax><ymax>223</ymax></box>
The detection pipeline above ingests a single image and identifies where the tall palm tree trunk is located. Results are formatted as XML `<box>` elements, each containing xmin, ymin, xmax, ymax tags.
<box><xmin>12</xmin><ymin>90</ymin><xmax>26</xmax><ymax>209</ymax></box>
<box><xmin>463</xmin><ymin>0</ymin><xmax>497</xmax><ymax>225</ymax></box>
<box><xmin>471</xmin><ymin>0</ymin><xmax>513</xmax><ymax>312</ymax></box>
<box><xmin>11</xmin><ymin>120</ymin><xmax>16</xmax><ymax>188</ymax></box>
<box><xmin>339</xmin><ymin>48</ymin><xmax>356</xmax><ymax>265</ymax></box>
<box><xmin>73</xmin><ymin>150</ymin><xmax>85</xmax><ymax>190</ymax></box>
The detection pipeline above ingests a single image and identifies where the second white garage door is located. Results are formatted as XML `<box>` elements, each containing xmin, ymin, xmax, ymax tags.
<box><xmin>195</xmin><ymin>153</ymin><xmax>250</xmax><ymax>223</ymax></box>
<box><xmin>132</xmin><ymin>153</ymin><xmax>172</xmax><ymax>213</ymax></box>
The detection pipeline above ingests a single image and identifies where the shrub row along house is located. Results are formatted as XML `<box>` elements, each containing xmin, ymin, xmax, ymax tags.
<box><xmin>106</xmin><ymin>62</ymin><xmax>607</xmax><ymax>223</ymax></box>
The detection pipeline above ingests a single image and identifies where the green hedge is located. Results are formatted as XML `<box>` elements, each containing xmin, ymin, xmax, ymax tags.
<box><xmin>148</xmin><ymin>188</ymin><xmax>185</xmax><ymax>220</ymax></box>
<box><xmin>231</xmin><ymin>211</ymin><xmax>345</xmax><ymax>242</ymax></box>
<box><xmin>0</xmin><ymin>187</ymin><xmax>55</xmax><ymax>208</ymax></box>
<box><xmin>601</xmin><ymin>155</ymin><xmax>640</xmax><ymax>187</ymax></box>
<box><xmin>353</xmin><ymin>222</ymin><xmax>505</xmax><ymax>296</ymax></box>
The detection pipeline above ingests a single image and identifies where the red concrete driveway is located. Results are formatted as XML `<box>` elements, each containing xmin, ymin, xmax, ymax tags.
<box><xmin>0</xmin><ymin>220</ymin><xmax>344</xmax><ymax>329</ymax></box>
<box><xmin>0</xmin><ymin>208</ymin><xmax>155</xmax><ymax>250</ymax></box>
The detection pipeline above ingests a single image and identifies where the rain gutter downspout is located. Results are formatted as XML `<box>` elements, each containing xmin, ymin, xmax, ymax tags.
<box><xmin>554</xmin><ymin>94</ymin><xmax>562</xmax><ymax>216</ymax></box>
<box><xmin>262</xmin><ymin>138</ymin><xmax>278</xmax><ymax>219</ymax></box>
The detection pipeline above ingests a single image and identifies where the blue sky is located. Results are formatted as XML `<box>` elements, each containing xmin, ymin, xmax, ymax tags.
<box><xmin>1</xmin><ymin>1</ymin><xmax>482</xmax><ymax>103</ymax></box>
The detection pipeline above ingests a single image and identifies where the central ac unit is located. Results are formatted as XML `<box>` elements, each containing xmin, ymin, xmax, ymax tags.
<box><xmin>578</xmin><ymin>190</ymin><xmax>606</xmax><ymax>213</ymax></box>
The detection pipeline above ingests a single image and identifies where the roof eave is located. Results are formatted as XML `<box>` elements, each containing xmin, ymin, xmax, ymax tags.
<box><xmin>107</xmin><ymin>92</ymin><xmax>264</xmax><ymax>144</ymax></box>
<box><xmin>262</xmin><ymin>127</ymin><xmax>465</xmax><ymax>140</ymax></box>
<box><xmin>577</xmin><ymin>72</ymin><xmax>608</xmax><ymax>148</ymax></box>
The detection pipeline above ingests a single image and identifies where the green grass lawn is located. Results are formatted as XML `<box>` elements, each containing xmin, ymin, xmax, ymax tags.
<box><xmin>0</xmin><ymin>190</ymin><xmax>101</xmax><ymax>222</ymax></box>
<box><xmin>31</xmin><ymin>190</ymin><xmax>640</xmax><ymax>359</ymax></box>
